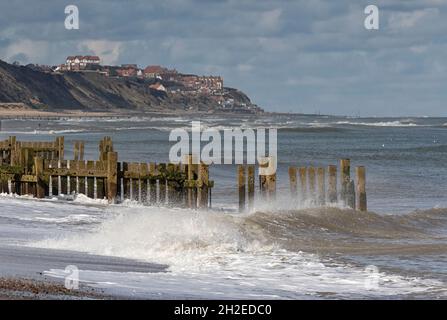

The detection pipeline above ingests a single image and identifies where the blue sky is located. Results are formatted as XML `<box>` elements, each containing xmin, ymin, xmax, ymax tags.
<box><xmin>0</xmin><ymin>0</ymin><xmax>446</xmax><ymax>116</ymax></box>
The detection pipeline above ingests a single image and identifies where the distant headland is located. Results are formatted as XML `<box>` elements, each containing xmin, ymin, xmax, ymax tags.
<box><xmin>0</xmin><ymin>57</ymin><xmax>263</xmax><ymax>116</ymax></box>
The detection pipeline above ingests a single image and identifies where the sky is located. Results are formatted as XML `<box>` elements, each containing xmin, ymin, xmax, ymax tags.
<box><xmin>0</xmin><ymin>0</ymin><xmax>446</xmax><ymax>116</ymax></box>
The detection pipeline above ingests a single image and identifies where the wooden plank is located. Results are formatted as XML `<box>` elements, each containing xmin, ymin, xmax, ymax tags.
<box><xmin>158</xmin><ymin>163</ymin><xmax>166</xmax><ymax>205</ymax></box>
<box><xmin>78</xmin><ymin>161</ymin><xmax>86</xmax><ymax>195</ymax></box>
<box><xmin>86</xmin><ymin>161</ymin><xmax>95</xmax><ymax>198</ymax></box>
<box><xmin>35</xmin><ymin>157</ymin><xmax>45</xmax><ymax>198</ymax></box>
<box><xmin>288</xmin><ymin>166</ymin><xmax>297</xmax><ymax>197</ymax></box>
<box><xmin>340</xmin><ymin>159</ymin><xmax>351</xmax><ymax>204</ymax></box>
<box><xmin>74</xmin><ymin>141</ymin><xmax>79</xmax><ymax>161</ymax></box>
<box><xmin>308</xmin><ymin>167</ymin><xmax>316</xmax><ymax>200</ymax></box>
<box><xmin>131</xmin><ymin>163</ymin><xmax>140</xmax><ymax>201</ymax></box>
<box><xmin>140</xmin><ymin>162</ymin><xmax>148</xmax><ymax>204</ymax></box>
<box><xmin>347</xmin><ymin>180</ymin><xmax>356</xmax><ymax>209</ymax></box>
<box><xmin>197</xmin><ymin>163</ymin><xmax>209</xmax><ymax>209</ymax></box>
<box><xmin>317</xmin><ymin>167</ymin><xmax>325</xmax><ymax>205</ymax></box>
<box><xmin>238</xmin><ymin>165</ymin><xmax>246</xmax><ymax>212</ymax></box>
<box><xmin>328</xmin><ymin>165</ymin><xmax>337</xmax><ymax>203</ymax></box>
<box><xmin>149</xmin><ymin>163</ymin><xmax>157</xmax><ymax>204</ymax></box>
<box><xmin>186</xmin><ymin>155</ymin><xmax>194</xmax><ymax>208</ymax></box>
<box><xmin>58</xmin><ymin>136</ymin><xmax>65</xmax><ymax>160</ymax></box>
<box><xmin>122</xmin><ymin>162</ymin><xmax>130</xmax><ymax>201</ymax></box>
<box><xmin>298</xmin><ymin>167</ymin><xmax>307</xmax><ymax>201</ymax></box>
<box><xmin>247</xmin><ymin>165</ymin><xmax>255</xmax><ymax>211</ymax></box>
<box><xmin>79</xmin><ymin>142</ymin><xmax>84</xmax><ymax>161</ymax></box>
<box><xmin>356</xmin><ymin>166</ymin><xmax>367</xmax><ymax>211</ymax></box>
<box><xmin>60</xmin><ymin>160</ymin><xmax>68</xmax><ymax>195</ymax></box>
<box><xmin>96</xmin><ymin>160</ymin><xmax>105</xmax><ymax>200</ymax></box>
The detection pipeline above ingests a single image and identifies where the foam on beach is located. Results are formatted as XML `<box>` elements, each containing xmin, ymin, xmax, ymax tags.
<box><xmin>31</xmin><ymin>201</ymin><xmax>447</xmax><ymax>299</ymax></box>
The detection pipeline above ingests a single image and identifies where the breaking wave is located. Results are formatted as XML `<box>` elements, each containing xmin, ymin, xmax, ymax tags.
<box><xmin>334</xmin><ymin>121</ymin><xmax>421</xmax><ymax>127</ymax></box>
<box><xmin>29</xmin><ymin>203</ymin><xmax>447</xmax><ymax>298</ymax></box>
<box><xmin>34</xmin><ymin>205</ymin><xmax>447</xmax><ymax>268</ymax></box>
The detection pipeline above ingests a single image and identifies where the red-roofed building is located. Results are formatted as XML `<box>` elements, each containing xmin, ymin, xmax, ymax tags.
<box><xmin>176</xmin><ymin>75</ymin><xmax>223</xmax><ymax>94</ymax></box>
<box><xmin>143</xmin><ymin>65</ymin><xmax>178</xmax><ymax>79</ymax></box>
<box><xmin>143</xmin><ymin>65</ymin><xmax>166</xmax><ymax>78</ymax></box>
<box><xmin>116</xmin><ymin>66</ymin><xmax>138</xmax><ymax>77</ymax></box>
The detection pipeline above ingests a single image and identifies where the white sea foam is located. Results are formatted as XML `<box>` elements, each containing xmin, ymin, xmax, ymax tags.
<box><xmin>335</xmin><ymin>121</ymin><xmax>419</xmax><ymax>127</ymax></box>
<box><xmin>33</xmin><ymin>204</ymin><xmax>446</xmax><ymax>298</ymax></box>
<box><xmin>72</xmin><ymin>194</ymin><xmax>109</xmax><ymax>205</ymax></box>
<box><xmin>0</xmin><ymin>129</ymin><xmax>87</xmax><ymax>135</ymax></box>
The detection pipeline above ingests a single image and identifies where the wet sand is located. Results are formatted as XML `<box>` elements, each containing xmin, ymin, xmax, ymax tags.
<box><xmin>0</xmin><ymin>245</ymin><xmax>168</xmax><ymax>299</ymax></box>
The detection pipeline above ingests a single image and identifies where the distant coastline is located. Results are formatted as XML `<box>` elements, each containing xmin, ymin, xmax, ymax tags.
<box><xmin>0</xmin><ymin>103</ymin><xmax>265</xmax><ymax>120</ymax></box>
<box><xmin>0</xmin><ymin>58</ymin><xmax>263</xmax><ymax>116</ymax></box>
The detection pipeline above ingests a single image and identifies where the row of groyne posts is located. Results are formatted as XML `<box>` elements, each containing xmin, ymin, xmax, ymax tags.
<box><xmin>237</xmin><ymin>158</ymin><xmax>367</xmax><ymax>212</ymax></box>
<box><xmin>0</xmin><ymin>136</ymin><xmax>213</xmax><ymax>208</ymax></box>
<box><xmin>0</xmin><ymin>136</ymin><xmax>367</xmax><ymax>212</ymax></box>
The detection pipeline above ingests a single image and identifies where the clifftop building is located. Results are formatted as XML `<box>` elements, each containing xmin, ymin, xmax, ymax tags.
<box><xmin>65</xmin><ymin>56</ymin><xmax>100</xmax><ymax>71</ymax></box>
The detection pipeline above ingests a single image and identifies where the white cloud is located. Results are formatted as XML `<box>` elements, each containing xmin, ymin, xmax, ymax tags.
<box><xmin>388</xmin><ymin>8</ymin><xmax>440</xmax><ymax>31</ymax></box>
<box><xmin>258</xmin><ymin>8</ymin><xmax>282</xmax><ymax>31</ymax></box>
<box><xmin>77</xmin><ymin>40</ymin><xmax>123</xmax><ymax>65</ymax></box>
<box><xmin>3</xmin><ymin>39</ymin><xmax>48</xmax><ymax>64</ymax></box>
<box><xmin>236</xmin><ymin>64</ymin><xmax>253</xmax><ymax>73</ymax></box>
<box><xmin>410</xmin><ymin>45</ymin><xmax>428</xmax><ymax>54</ymax></box>
<box><xmin>0</xmin><ymin>0</ymin><xmax>446</xmax><ymax>115</ymax></box>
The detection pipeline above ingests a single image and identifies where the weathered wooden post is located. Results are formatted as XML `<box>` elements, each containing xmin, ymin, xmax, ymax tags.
<box><xmin>238</xmin><ymin>165</ymin><xmax>246</xmax><ymax>212</ymax></box>
<box><xmin>308</xmin><ymin>167</ymin><xmax>316</xmax><ymax>200</ymax></box>
<box><xmin>9</xmin><ymin>136</ymin><xmax>17</xmax><ymax>166</ymax></box>
<box><xmin>137</xmin><ymin>164</ymin><xmax>142</xmax><ymax>202</ymax></box>
<box><xmin>34</xmin><ymin>157</ymin><xmax>45</xmax><ymax>199</ymax></box>
<box><xmin>328</xmin><ymin>165</ymin><xmax>337</xmax><ymax>203</ymax></box>
<box><xmin>186</xmin><ymin>155</ymin><xmax>192</xmax><ymax>208</ymax></box>
<box><xmin>79</xmin><ymin>142</ymin><xmax>84</xmax><ymax>161</ymax></box>
<box><xmin>54</xmin><ymin>137</ymin><xmax>59</xmax><ymax>159</ymax></box>
<box><xmin>340</xmin><ymin>159</ymin><xmax>351</xmax><ymax>203</ymax></box>
<box><xmin>289</xmin><ymin>166</ymin><xmax>297</xmax><ymax>197</ymax></box>
<box><xmin>149</xmin><ymin>163</ymin><xmax>157</xmax><ymax>204</ymax></box>
<box><xmin>266</xmin><ymin>173</ymin><xmax>276</xmax><ymax>199</ymax></box>
<box><xmin>259</xmin><ymin>156</ymin><xmax>276</xmax><ymax>200</ymax></box>
<box><xmin>298</xmin><ymin>167</ymin><xmax>307</xmax><ymax>201</ymax></box>
<box><xmin>247</xmin><ymin>165</ymin><xmax>255</xmax><ymax>211</ymax></box>
<box><xmin>57</xmin><ymin>136</ymin><xmax>64</xmax><ymax>160</ymax></box>
<box><xmin>74</xmin><ymin>142</ymin><xmax>79</xmax><ymax>161</ymax></box>
<box><xmin>160</xmin><ymin>165</ymin><xmax>167</xmax><ymax>204</ymax></box>
<box><xmin>106</xmin><ymin>152</ymin><xmax>118</xmax><ymax>203</ymax></box>
<box><xmin>317</xmin><ymin>167</ymin><xmax>325</xmax><ymax>205</ymax></box>
<box><xmin>347</xmin><ymin>180</ymin><xmax>356</xmax><ymax>210</ymax></box>
<box><xmin>99</xmin><ymin>139</ymin><xmax>104</xmax><ymax>162</ymax></box>
<box><xmin>57</xmin><ymin>160</ymin><xmax>63</xmax><ymax>195</ymax></box>
<box><xmin>259</xmin><ymin>162</ymin><xmax>267</xmax><ymax>198</ymax></box>
<box><xmin>65</xmin><ymin>160</ymin><xmax>70</xmax><ymax>195</ymax></box>
<box><xmin>86</xmin><ymin>161</ymin><xmax>95</xmax><ymax>198</ymax></box>
<box><xmin>130</xmin><ymin>163</ymin><xmax>140</xmax><ymax>201</ymax></box>
<box><xmin>198</xmin><ymin>163</ymin><xmax>209</xmax><ymax>209</ymax></box>
<box><xmin>356</xmin><ymin>166</ymin><xmax>367</xmax><ymax>211</ymax></box>
<box><xmin>140</xmin><ymin>163</ymin><xmax>148</xmax><ymax>204</ymax></box>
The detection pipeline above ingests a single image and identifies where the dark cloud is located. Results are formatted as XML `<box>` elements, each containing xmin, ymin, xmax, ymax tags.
<box><xmin>0</xmin><ymin>0</ymin><xmax>446</xmax><ymax>115</ymax></box>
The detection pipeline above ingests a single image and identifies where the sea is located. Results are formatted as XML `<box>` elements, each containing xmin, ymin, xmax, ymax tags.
<box><xmin>0</xmin><ymin>114</ymin><xmax>446</xmax><ymax>299</ymax></box>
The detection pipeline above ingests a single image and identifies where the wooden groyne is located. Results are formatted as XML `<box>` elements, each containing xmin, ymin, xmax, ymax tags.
<box><xmin>238</xmin><ymin>157</ymin><xmax>367</xmax><ymax>212</ymax></box>
<box><xmin>287</xmin><ymin>159</ymin><xmax>367</xmax><ymax>211</ymax></box>
<box><xmin>0</xmin><ymin>136</ymin><xmax>366</xmax><ymax>212</ymax></box>
<box><xmin>0</xmin><ymin>136</ymin><xmax>213</xmax><ymax>208</ymax></box>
